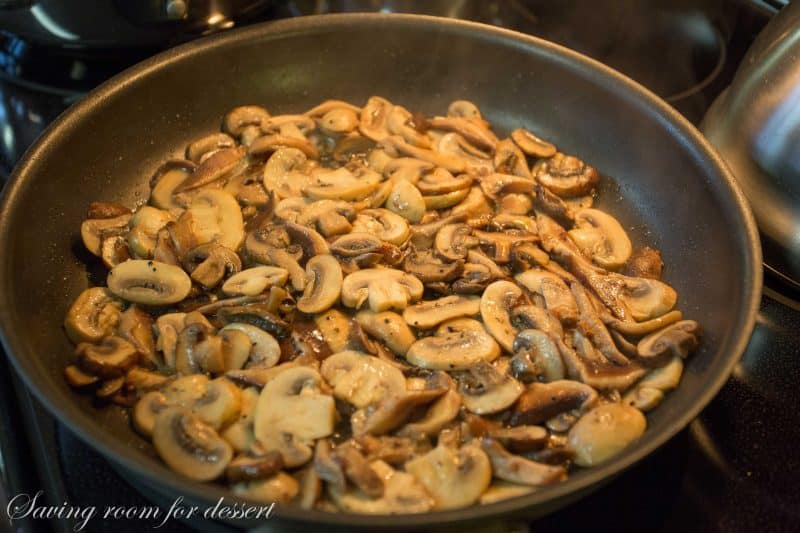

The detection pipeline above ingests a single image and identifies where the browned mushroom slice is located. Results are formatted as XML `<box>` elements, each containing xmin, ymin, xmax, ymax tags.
<box><xmin>217</xmin><ymin>304</ymin><xmax>290</xmax><ymax>339</ymax></box>
<box><xmin>567</xmin><ymin>403</ymin><xmax>646</xmax><ymax>467</ymax></box>
<box><xmin>81</xmin><ymin>213</ymin><xmax>132</xmax><ymax>257</ymax></box>
<box><xmin>435</xmin><ymin>133</ymin><xmax>493</xmax><ymax>175</ymax></box>
<box><xmin>226</xmin><ymin>450</ymin><xmax>284</xmax><ymax>482</ymax></box>
<box><xmin>352</xmin><ymin>208</ymin><xmax>410</xmax><ymax>246</ymax></box>
<box><xmin>317</xmin><ymin>106</ymin><xmax>360</xmax><ymax>136</ymax></box>
<box><xmin>297</xmin><ymin>254</ymin><xmax>342</xmax><ymax>314</ymax></box>
<box><xmin>570</xmin><ymin>282</ymin><xmax>631</xmax><ymax>366</ymax></box>
<box><xmin>494</xmin><ymin>138</ymin><xmax>532</xmax><ymax>178</ymax></box>
<box><xmin>107</xmin><ymin>260</ymin><xmax>192</xmax><ymax>306</ymax></box>
<box><xmin>354</xmin><ymin>311</ymin><xmax>416</xmax><ymax>356</ymax></box>
<box><xmin>328</xmin><ymin>459</ymin><xmax>434</xmax><ymax>514</ymax></box>
<box><xmin>116</xmin><ymin>306</ymin><xmax>156</xmax><ymax>367</ymax></box>
<box><xmin>428</xmin><ymin>116</ymin><xmax>498</xmax><ymax>151</ymax></box>
<box><xmin>636</xmin><ymin>320</ymin><xmax>700</xmax><ymax>367</ymax></box>
<box><xmin>434</xmin><ymin>223</ymin><xmax>477</xmax><ymax>262</ymax></box>
<box><xmin>403</xmin><ymin>250</ymin><xmax>464</xmax><ymax>283</ymax></box>
<box><xmin>152</xmin><ymin>406</ymin><xmax>233</xmax><ymax>481</ymax></box>
<box><xmin>64</xmin><ymin>287</ymin><xmax>122</xmax><ymax>344</ymax></box>
<box><xmin>183</xmin><ymin>243</ymin><xmax>241</xmax><ymax>289</ymax></box>
<box><xmin>623</xmin><ymin>356</ymin><xmax>684</xmax><ymax>411</ymax></box>
<box><xmin>387</xmin><ymin>105</ymin><xmax>431</xmax><ymax>148</ymax></box>
<box><xmin>64</xmin><ymin>365</ymin><xmax>100</xmax><ymax>388</ymax></box>
<box><xmin>406</xmin><ymin>318</ymin><xmax>500</xmax><ymax>371</ymax></box>
<box><xmin>450</xmin><ymin>186</ymin><xmax>493</xmax><ymax>219</ymax></box>
<box><xmin>336</xmin><ymin>444</ymin><xmax>385</xmax><ymax>498</ymax></box>
<box><xmin>625</xmin><ymin>246</ymin><xmax>664</xmax><ymax>280</ymax></box>
<box><xmin>488</xmin><ymin>425</ymin><xmax>549</xmax><ymax>453</ymax></box>
<box><xmin>296</xmin><ymin>200</ymin><xmax>356</xmax><ymax>237</ymax></box>
<box><xmin>186</xmin><ymin>132</ymin><xmax>236</xmax><ymax>163</ymax></box>
<box><xmin>261</xmin><ymin>147</ymin><xmax>313</xmax><ymax>199</ymax></box>
<box><xmin>510</xmin><ymin>380</ymin><xmax>598</xmax><ymax>426</ymax></box>
<box><xmin>224</xmin><ymin>105</ymin><xmax>270</xmax><ymax>136</ymax></box>
<box><xmin>251</xmin><ymin>133</ymin><xmax>319</xmax><ymax>159</ymax></box>
<box><xmin>515</xmin><ymin>270</ymin><xmax>579</xmax><ymax>326</ymax></box>
<box><xmin>321</xmin><ymin>349</ymin><xmax>407</xmax><ymax>409</ymax></box>
<box><xmin>457</xmin><ymin>360</ymin><xmax>524</xmax><ymax>414</ymax></box>
<box><xmin>568</xmin><ymin>208</ymin><xmax>632</xmax><ymax>269</ymax></box>
<box><xmin>397</xmin><ymin>390</ymin><xmax>461</xmax><ymax>439</ymax></box>
<box><xmin>405</xmin><ymin>442</ymin><xmax>492</xmax><ymax>510</ymax></box>
<box><xmin>359</xmin><ymin>96</ymin><xmax>393</xmax><ymax>141</ymax></box>
<box><xmin>384</xmin><ymin>135</ymin><xmax>466</xmax><ymax>174</ymax></box>
<box><xmin>511</xmin><ymin>329</ymin><xmax>565</xmax><ymax>383</ymax></box>
<box><xmin>75</xmin><ymin>336</ymin><xmax>138</xmax><ymax>378</ymax></box>
<box><xmin>341</xmin><ymin>268</ymin><xmax>424</xmax><ymax>312</ymax></box>
<box><xmin>175</xmin><ymin>146</ymin><xmax>246</xmax><ymax>193</ymax></box>
<box><xmin>534</xmin><ymin>152</ymin><xmax>599</xmax><ymax>197</ymax></box>
<box><xmin>511</xmin><ymin>128</ymin><xmax>557</xmax><ymax>158</ymax></box>
<box><xmin>232</xmin><ymin>472</ymin><xmax>300</xmax><ymax>504</ymax></box>
<box><xmin>351</xmin><ymin>384</ymin><xmax>447</xmax><ymax>436</ymax></box>
<box><xmin>305</xmin><ymin>166</ymin><xmax>381</xmax><ymax>201</ymax></box>
<box><xmin>481</xmin><ymin>438</ymin><xmax>566</xmax><ymax>486</ymax></box>
<box><xmin>479</xmin><ymin>173</ymin><xmax>536</xmax><ymax>199</ymax></box>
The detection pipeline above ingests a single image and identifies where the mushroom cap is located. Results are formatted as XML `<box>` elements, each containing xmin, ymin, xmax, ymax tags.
<box><xmin>63</xmin><ymin>287</ymin><xmax>122</xmax><ymax>344</ymax></box>
<box><xmin>402</xmin><ymin>295</ymin><xmax>480</xmax><ymax>330</ymax></box>
<box><xmin>406</xmin><ymin>318</ymin><xmax>500</xmax><ymax>371</ymax></box>
<box><xmin>355</xmin><ymin>311</ymin><xmax>416</xmax><ymax>356</ymax></box>
<box><xmin>188</xmin><ymin>189</ymin><xmax>245</xmax><ymax>252</ymax></box>
<box><xmin>480</xmin><ymin>280</ymin><xmax>523</xmax><ymax>353</ymax></box>
<box><xmin>221</xmin><ymin>266</ymin><xmax>288</xmax><ymax>296</ymax></box>
<box><xmin>352</xmin><ymin>208</ymin><xmax>410</xmax><ymax>245</ymax></box>
<box><xmin>636</xmin><ymin>320</ymin><xmax>700</xmax><ymax>367</ymax></box>
<box><xmin>457</xmin><ymin>360</ymin><xmax>524</xmax><ymax>415</ymax></box>
<box><xmin>320</xmin><ymin>351</ymin><xmax>406</xmax><ymax>408</ymax></box>
<box><xmin>405</xmin><ymin>443</ymin><xmax>492</xmax><ymax>510</ymax></box>
<box><xmin>511</xmin><ymin>380</ymin><xmax>598</xmax><ymax>426</ymax></box>
<box><xmin>107</xmin><ymin>260</ymin><xmax>191</xmax><ymax>305</ymax></box>
<box><xmin>567</xmin><ymin>208</ymin><xmax>632</xmax><ymax>269</ymax></box>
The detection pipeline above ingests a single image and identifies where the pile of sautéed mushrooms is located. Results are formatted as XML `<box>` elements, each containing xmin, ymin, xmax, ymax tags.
<box><xmin>63</xmin><ymin>97</ymin><xmax>701</xmax><ymax>513</ymax></box>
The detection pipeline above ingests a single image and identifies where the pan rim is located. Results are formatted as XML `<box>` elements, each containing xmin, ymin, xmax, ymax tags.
<box><xmin>0</xmin><ymin>12</ymin><xmax>762</xmax><ymax>529</ymax></box>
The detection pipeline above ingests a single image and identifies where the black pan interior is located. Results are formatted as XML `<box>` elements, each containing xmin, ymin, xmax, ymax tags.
<box><xmin>0</xmin><ymin>14</ymin><xmax>761</xmax><ymax>531</ymax></box>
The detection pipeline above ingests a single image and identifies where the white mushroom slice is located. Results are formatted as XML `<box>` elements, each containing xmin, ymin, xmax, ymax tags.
<box><xmin>481</xmin><ymin>439</ymin><xmax>566</xmax><ymax>486</ymax></box>
<box><xmin>219</xmin><ymin>328</ymin><xmax>252</xmax><ymax>371</ymax></box>
<box><xmin>355</xmin><ymin>311</ymin><xmax>416</xmax><ymax>356</ymax></box>
<box><xmin>403</xmin><ymin>295</ymin><xmax>480</xmax><ymax>329</ymax></box>
<box><xmin>221</xmin><ymin>266</ymin><xmax>288</xmax><ymax>296</ymax></box>
<box><xmin>567</xmin><ymin>403</ymin><xmax>647</xmax><ymax>467</ymax></box>
<box><xmin>305</xmin><ymin>99</ymin><xmax>361</xmax><ymax>118</ymax></box>
<box><xmin>297</xmin><ymin>255</ymin><xmax>343</xmax><ymax>314</ymax></box>
<box><xmin>305</xmin><ymin>166</ymin><xmax>381</xmax><ymax>201</ymax></box>
<box><xmin>127</xmin><ymin>206</ymin><xmax>174</xmax><ymax>259</ymax></box>
<box><xmin>320</xmin><ymin>350</ymin><xmax>406</xmax><ymax>408</ymax></box>
<box><xmin>385</xmin><ymin>180</ymin><xmax>426</xmax><ymax>223</ymax></box>
<box><xmin>458</xmin><ymin>361</ymin><xmax>523</xmax><ymax>414</ymax></box>
<box><xmin>221</xmin><ymin>387</ymin><xmax>260</xmax><ymax>452</ymax></box>
<box><xmin>479</xmin><ymin>482</ymin><xmax>535</xmax><ymax>504</ymax></box>
<box><xmin>253</xmin><ymin>367</ymin><xmax>335</xmax><ymax>467</ymax></box>
<box><xmin>617</xmin><ymin>276</ymin><xmax>678</xmax><ymax>322</ymax></box>
<box><xmin>64</xmin><ymin>287</ymin><xmax>122</xmax><ymax>344</ymax></box>
<box><xmin>397</xmin><ymin>390</ymin><xmax>461</xmax><ymax>438</ymax></box>
<box><xmin>328</xmin><ymin>460</ymin><xmax>434</xmax><ymax>514</ymax></box>
<box><xmin>191</xmin><ymin>377</ymin><xmax>242</xmax><ymax>429</ymax></box>
<box><xmin>435</xmin><ymin>133</ymin><xmax>493</xmax><ymax>175</ymax></box>
<box><xmin>480</xmin><ymin>280</ymin><xmax>523</xmax><ymax>353</ymax></box>
<box><xmin>107</xmin><ymin>260</ymin><xmax>191</xmax><ymax>305</ymax></box>
<box><xmin>296</xmin><ymin>199</ymin><xmax>355</xmax><ymax>237</ymax></box>
<box><xmin>387</xmin><ymin>105</ymin><xmax>431</xmax><ymax>148</ymax></box>
<box><xmin>150</xmin><ymin>162</ymin><xmax>193</xmax><ymax>216</ymax></box>
<box><xmin>274</xmin><ymin>197</ymin><xmax>309</xmax><ymax>223</ymax></box>
<box><xmin>352</xmin><ymin>208</ymin><xmax>410</xmax><ymax>245</ymax></box>
<box><xmin>152</xmin><ymin>406</ymin><xmax>233</xmax><ymax>481</ymax></box>
<box><xmin>132</xmin><ymin>391</ymin><xmax>169</xmax><ymax>437</ymax></box>
<box><xmin>341</xmin><ymin>268</ymin><xmax>424</xmax><ymax>312</ymax></box>
<box><xmin>423</xmin><ymin>187</ymin><xmax>470</xmax><ymax>210</ymax></box>
<box><xmin>314</xmin><ymin>309</ymin><xmax>356</xmax><ymax>353</ymax></box>
<box><xmin>635</xmin><ymin>320</ymin><xmax>700</xmax><ymax>368</ymax></box>
<box><xmin>262</xmin><ymin>147</ymin><xmax>312</xmax><ymax>199</ymax></box>
<box><xmin>186</xmin><ymin>132</ymin><xmax>236</xmax><ymax>163</ymax></box>
<box><xmin>154</xmin><ymin>312</ymin><xmax>186</xmax><ymax>369</ymax></box>
<box><xmin>81</xmin><ymin>213</ymin><xmax>132</xmax><ymax>256</ymax></box>
<box><xmin>359</xmin><ymin>96</ymin><xmax>393</xmax><ymax>142</ymax></box>
<box><xmin>383</xmin><ymin>157</ymin><xmax>434</xmax><ymax>184</ymax></box>
<box><xmin>224</xmin><ymin>105</ymin><xmax>270</xmax><ymax>136</ymax></box>
<box><xmin>450</xmin><ymin>186</ymin><xmax>493</xmax><ymax>219</ymax></box>
<box><xmin>405</xmin><ymin>443</ymin><xmax>492</xmax><ymax>510</ymax></box>
<box><xmin>220</xmin><ymin>323</ymin><xmax>281</xmax><ymax>369</ymax></box>
<box><xmin>514</xmin><ymin>270</ymin><xmax>579</xmax><ymax>326</ymax></box>
<box><xmin>233</xmin><ymin>472</ymin><xmax>299</xmax><ymax>504</ymax></box>
<box><xmin>175</xmin><ymin>147</ymin><xmax>246</xmax><ymax>192</ymax></box>
<box><xmin>188</xmin><ymin>189</ymin><xmax>245</xmax><ymax>252</ymax></box>
<box><xmin>447</xmin><ymin>100</ymin><xmax>485</xmax><ymax>122</ymax></box>
<box><xmin>351</xmin><ymin>383</ymin><xmax>447</xmax><ymax>436</ymax></box>
<box><xmin>384</xmin><ymin>135</ymin><xmax>466</xmax><ymax>174</ymax></box>
<box><xmin>567</xmin><ymin>209</ymin><xmax>632</xmax><ymax>269</ymax></box>
<box><xmin>406</xmin><ymin>318</ymin><xmax>500</xmax><ymax>371</ymax></box>
<box><xmin>512</xmin><ymin>329</ymin><xmax>565</xmax><ymax>383</ymax></box>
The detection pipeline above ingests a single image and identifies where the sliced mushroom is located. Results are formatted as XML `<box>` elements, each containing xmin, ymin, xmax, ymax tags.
<box><xmin>351</xmin><ymin>382</ymin><xmax>447</xmax><ymax>436</ymax></box>
<box><xmin>341</xmin><ymin>268</ymin><xmax>424</xmax><ymax>312</ymax></box>
<box><xmin>568</xmin><ymin>209</ymin><xmax>632</xmax><ymax>269</ymax></box>
<box><xmin>511</xmin><ymin>128</ymin><xmax>557</xmax><ymax>158</ymax></box>
<box><xmin>434</xmin><ymin>223</ymin><xmax>476</xmax><ymax>262</ymax></box>
<box><xmin>494</xmin><ymin>138</ymin><xmax>532</xmax><ymax>179</ymax></box>
<box><xmin>335</xmin><ymin>443</ymin><xmax>385</xmax><ymax>498</ymax></box>
<box><xmin>149</xmin><ymin>160</ymin><xmax>195</xmax><ymax>216</ymax></box>
<box><xmin>354</xmin><ymin>311</ymin><xmax>416</xmax><ymax>356</ymax></box>
<box><xmin>224</xmin><ymin>105</ymin><xmax>270</xmax><ymax>136</ymax></box>
<box><xmin>450</xmin><ymin>186</ymin><xmax>493</xmax><ymax>219</ymax></box>
<box><xmin>481</xmin><ymin>439</ymin><xmax>566</xmax><ymax>486</ymax></box>
<box><xmin>405</xmin><ymin>442</ymin><xmax>491</xmax><ymax>510</ymax></box>
<box><xmin>480</xmin><ymin>280</ymin><xmax>523</xmax><ymax>353</ymax></box>
<box><xmin>75</xmin><ymin>335</ymin><xmax>138</xmax><ymax>378</ymax></box>
<box><xmin>64</xmin><ymin>365</ymin><xmax>100</xmax><ymax>388</ymax></box>
<box><xmin>387</xmin><ymin>104</ymin><xmax>431</xmax><ymax>148</ymax></box>
<box><xmin>184</xmin><ymin>243</ymin><xmax>242</xmax><ymax>289</ymax></box>
<box><xmin>428</xmin><ymin>116</ymin><xmax>498</xmax><ymax>151</ymax></box>
<box><xmin>384</xmin><ymin>179</ymin><xmax>426</xmax><ymax>223</ymax></box>
<box><xmin>127</xmin><ymin>206</ymin><xmax>174</xmax><ymax>259</ymax></box>
<box><xmin>64</xmin><ymin>287</ymin><xmax>122</xmax><ymax>344</ymax></box>
<box><xmin>220</xmin><ymin>387</ymin><xmax>261</xmax><ymax>452</ymax></box>
<box><xmin>187</xmin><ymin>188</ymin><xmax>245</xmax><ymax>252</ymax></box>
<box><xmin>305</xmin><ymin>166</ymin><xmax>381</xmax><ymax>201</ymax></box>
<box><xmin>262</xmin><ymin>147</ymin><xmax>313</xmax><ymax>199</ymax></box>
<box><xmin>511</xmin><ymin>329</ymin><xmax>565</xmax><ymax>383</ymax></box>
<box><xmin>402</xmin><ymin>295</ymin><xmax>480</xmax><ymax>329</ymax></box>
<box><xmin>152</xmin><ymin>406</ymin><xmax>233</xmax><ymax>481</ymax></box>
<box><xmin>510</xmin><ymin>380</ymin><xmax>598</xmax><ymax>426</ymax></box>
<box><xmin>186</xmin><ymin>132</ymin><xmax>236</xmax><ymax>163</ymax></box>
<box><xmin>232</xmin><ymin>472</ymin><xmax>300</xmax><ymax>504</ymax></box>
<box><xmin>515</xmin><ymin>270</ymin><xmax>579</xmax><ymax>326</ymax></box>
<box><xmin>175</xmin><ymin>323</ymin><xmax>224</xmax><ymax>375</ymax></box>
<box><xmin>297</xmin><ymin>255</ymin><xmax>343</xmax><ymax>314</ymax></box>
<box><xmin>406</xmin><ymin>318</ymin><xmax>500</xmax><ymax>371</ymax></box>
<box><xmin>296</xmin><ymin>199</ymin><xmax>355</xmax><ymax>237</ymax></box>
<box><xmin>397</xmin><ymin>390</ymin><xmax>461</xmax><ymax>438</ymax></box>
<box><xmin>623</xmin><ymin>357</ymin><xmax>684</xmax><ymax>411</ymax></box>
<box><xmin>226</xmin><ymin>450</ymin><xmax>284</xmax><ymax>482</ymax></box>
<box><xmin>359</xmin><ymin>96</ymin><xmax>393</xmax><ymax>142</ymax></box>
<box><xmin>328</xmin><ymin>459</ymin><xmax>434</xmax><ymax>514</ymax></box>
<box><xmin>352</xmin><ymin>208</ymin><xmax>410</xmax><ymax>245</ymax></box>
<box><xmin>479</xmin><ymin>482</ymin><xmax>535</xmax><ymax>504</ymax></box>
<box><xmin>625</xmin><ymin>246</ymin><xmax>664</xmax><ymax>280</ymax></box>
<box><xmin>217</xmin><ymin>304</ymin><xmax>290</xmax><ymax>339</ymax></box>
<box><xmin>403</xmin><ymin>250</ymin><xmax>464</xmax><ymax>283</ymax></box>
<box><xmin>384</xmin><ymin>135</ymin><xmax>466</xmax><ymax>174</ymax></box>
<box><xmin>220</xmin><ymin>322</ymin><xmax>281</xmax><ymax>369</ymax></box>
<box><xmin>534</xmin><ymin>152</ymin><xmax>599</xmax><ymax>197</ymax></box>
<box><xmin>81</xmin><ymin>213</ymin><xmax>132</xmax><ymax>257</ymax></box>
<box><xmin>479</xmin><ymin>173</ymin><xmax>536</xmax><ymax>200</ymax></box>
<box><xmin>253</xmin><ymin>366</ymin><xmax>335</xmax><ymax>467</ymax></box>
<box><xmin>567</xmin><ymin>403</ymin><xmax>646</xmax><ymax>467</ymax></box>
<box><xmin>221</xmin><ymin>266</ymin><xmax>288</xmax><ymax>296</ymax></box>
<box><xmin>457</xmin><ymin>360</ymin><xmax>523</xmax><ymax>414</ymax></box>
<box><xmin>320</xmin><ymin>350</ymin><xmax>406</xmax><ymax>408</ymax></box>
<box><xmin>191</xmin><ymin>377</ymin><xmax>242</xmax><ymax>429</ymax></box>
<box><xmin>117</xmin><ymin>305</ymin><xmax>156</xmax><ymax>367</ymax></box>
<box><xmin>175</xmin><ymin>147</ymin><xmax>246</xmax><ymax>193</ymax></box>
<box><xmin>107</xmin><ymin>259</ymin><xmax>191</xmax><ymax>305</ymax></box>
<box><xmin>636</xmin><ymin>320</ymin><xmax>700</xmax><ymax>367</ymax></box>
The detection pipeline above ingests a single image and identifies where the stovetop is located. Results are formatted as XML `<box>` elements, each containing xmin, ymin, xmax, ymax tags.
<box><xmin>1</xmin><ymin>2</ymin><xmax>798</xmax><ymax>532</ymax></box>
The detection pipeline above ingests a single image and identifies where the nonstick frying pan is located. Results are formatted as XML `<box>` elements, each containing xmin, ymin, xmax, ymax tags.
<box><xmin>0</xmin><ymin>14</ymin><xmax>761</xmax><ymax>531</ymax></box>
